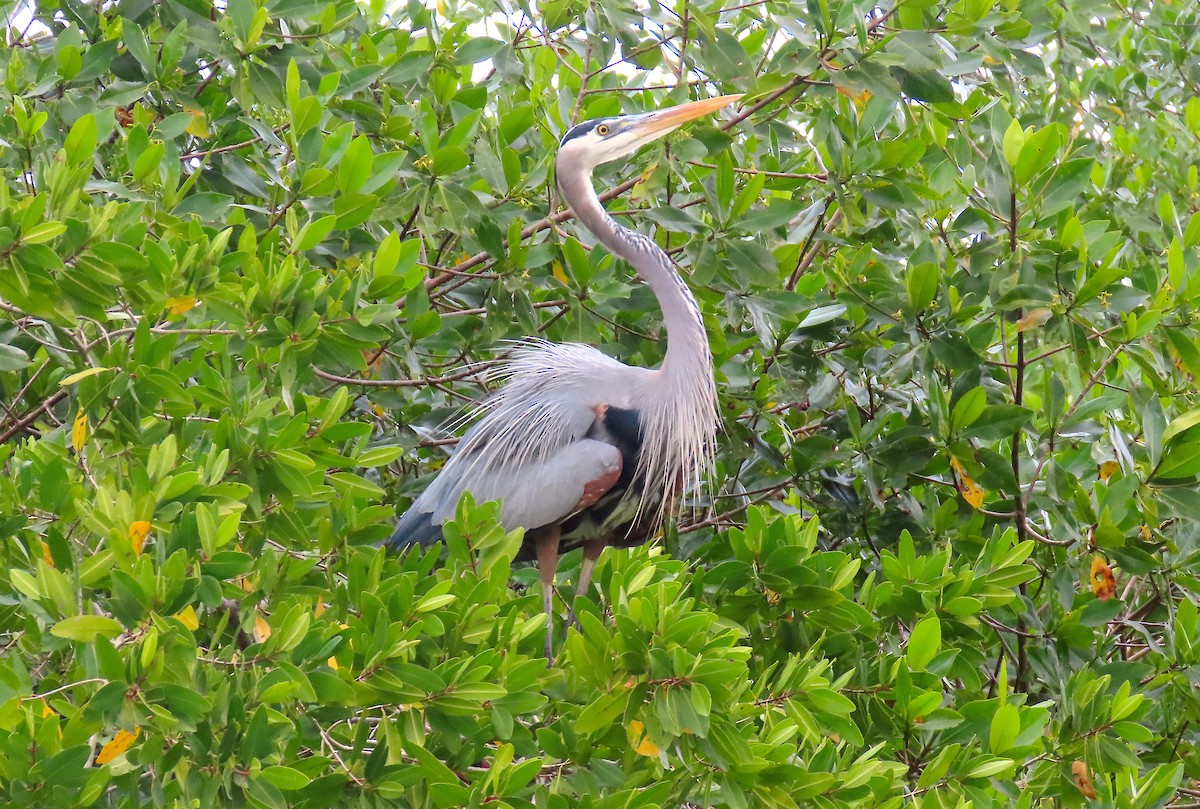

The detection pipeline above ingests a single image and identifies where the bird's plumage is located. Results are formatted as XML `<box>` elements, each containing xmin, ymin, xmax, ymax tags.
<box><xmin>387</xmin><ymin>94</ymin><xmax>741</xmax><ymax>658</ymax></box>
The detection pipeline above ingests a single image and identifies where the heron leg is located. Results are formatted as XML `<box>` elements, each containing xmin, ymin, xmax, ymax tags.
<box><xmin>534</xmin><ymin>525</ymin><xmax>562</xmax><ymax>663</ymax></box>
<box><xmin>566</xmin><ymin>538</ymin><xmax>606</xmax><ymax>631</ymax></box>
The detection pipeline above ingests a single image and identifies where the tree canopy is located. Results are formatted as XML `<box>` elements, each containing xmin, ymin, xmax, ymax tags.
<box><xmin>0</xmin><ymin>0</ymin><xmax>1198</xmax><ymax>806</ymax></box>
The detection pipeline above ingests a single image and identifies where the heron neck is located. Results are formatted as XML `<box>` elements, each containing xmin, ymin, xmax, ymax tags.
<box><xmin>560</xmin><ymin>170</ymin><xmax>709</xmax><ymax>380</ymax></box>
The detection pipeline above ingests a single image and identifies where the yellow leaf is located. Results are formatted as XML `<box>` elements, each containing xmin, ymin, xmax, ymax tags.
<box><xmin>327</xmin><ymin>656</ymin><xmax>338</xmax><ymax>670</ymax></box>
<box><xmin>59</xmin><ymin>366</ymin><xmax>111</xmax><ymax>386</ymax></box>
<box><xmin>1090</xmin><ymin>556</ymin><xmax>1116</xmax><ymax>600</ymax></box>
<box><xmin>96</xmin><ymin>727</ymin><xmax>140</xmax><ymax>765</ymax></box>
<box><xmin>40</xmin><ymin>699</ymin><xmax>56</xmax><ymax>718</ymax></box>
<box><xmin>175</xmin><ymin>605</ymin><xmax>199</xmax><ymax>631</ymax></box>
<box><xmin>127</xmin><ymin>521</ymin><xmax>151</xmax><ymax>554</ymax></box>
<box><xmin>626</xmin><ymin>719</ymin><xmax>661</xmax><ymax>757</ymax></box>
<box><xmin>1139</xmin><ymin>524</ymin><xmax>1151</xmax><ymax>541</ymax></box>
<box><xmin>72</xmin><ymin>410</ymin><xmax>88</xmax><ymax>453</ymax></box>
<box><xmin>1014</xmin><ymin>307</ymin><xmax>1053</xmax><ymax>332</ymax></box>
<box><xmin>184</xmin><ymin>107</ymin><xmax>209</xmax><ymax>138</ymax></box>
<box><xmin>314</xmin><ymin>596</ymin><xmax>325</xmax><ymax>618</ymax></box>
<box><xmin>254</xmin><ymin>615</ymin><xmax>271</xmax><ymax>643</ymax></box>
<box><xmin>949</xmin><ymin>456</ymin><xmax>984</xmax><ymax>509</ymax></box>
<box><xmin>1072</xmin><ymin>759</ymin><xmax>1096</xmax><ymax>799</ymax></box>
<box><xmin>835</xmin><ymin>84</ymin><xmax>871</xmax><ymax>109</ymax></box>
<box><xmin>239</xmin><ymin>576</ymin><xmax>255</xmax><ymax>593</ymax></box>
<box><xmin>1098</xmin><ymin>460</ymin><xmax>1119</xmax><ymax>482</ymax></box>
<box><xmin>166</xmin><ymin>296</ymin><xmax>198</xmax><ymax>315</ymax></box>
<box><xmin>551</xmin><ymin>261</ymin><xmax>569</xmax><ymax>285</ymax></box>
<box><xmin>764</xmin><ymin>589</ymin><xmax>780</xmax><ymax>607</ymax></box>
<box><xmin>42</xmin><ymin>542</ymin><xmax>54</xmax><ymax>567</ymax></box>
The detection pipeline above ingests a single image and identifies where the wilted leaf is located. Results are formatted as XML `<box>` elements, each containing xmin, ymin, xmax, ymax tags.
<box><xmin>1090</xmin><ymin>556</ymin><xmax>1117</xmax><ymax>600</ymax></box>
<box><xmin>1014</xmin><ymin>308</ymin><xmax>1053</xmax><ymax>332</ymax></box>
<box><xmin>254</xmin><ymin>615</ymin><xmax>271</xmax><ymax>642</ymax></box>
<box><xmin>1072</xmin><ymin>759</ymin><xmax>1096</xmax><ymax>799</ymax></box>
<box><xmin>949</xmin><ymin>456</ymin><xmax>985</xmax><ymax>508</ymax></box>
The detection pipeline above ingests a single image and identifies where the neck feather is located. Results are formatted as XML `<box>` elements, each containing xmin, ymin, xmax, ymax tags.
<box><xmin>558</xmin><ymin>168</ymin><xmax>708</xmax><ymax>379</ymax></box>
<box><xmin>557</xmin><ymin>166</ymin><xmax>717</xmax><ymax>502</ymax></box>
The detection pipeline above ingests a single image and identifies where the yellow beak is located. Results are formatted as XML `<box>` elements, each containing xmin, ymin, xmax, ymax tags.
<box><xmin>630</xmin><ymin>94</ymin><xmax>743</xmax><ymax>137</ymax></box>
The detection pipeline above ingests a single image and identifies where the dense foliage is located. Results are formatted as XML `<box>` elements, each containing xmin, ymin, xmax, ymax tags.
<box><xmin>1</xmin><ymin>0</ymin><xmax>1198</xmax><ymax>806</ymax></box>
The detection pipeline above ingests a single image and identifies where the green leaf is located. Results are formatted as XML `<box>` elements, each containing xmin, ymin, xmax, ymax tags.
<box><xmin>51</xmin><ymin>615</ymin><xmax>125</xmax><ymax>641</ymax></box>
<box><xmin>1013</xmin><ymin>125</ymin><xmax>1060</xmax><ymax>185</ymax></box>
<box><xmin>432</xmin><ymin>146</ymin><xmax>469</xmax><ymax>175</ymax></box>
<box><xmin>907</xmin><ymin>613</ymin><xmax>941</xmax><ymax>670</ymax></box>
<box><xmin>950</xmin><ymin>386</ymin><xmax>986</xmax><ymax>432</ymax></box>
<box><xmin>988</xmin><ymin>703</ymin><xmax>1020</xmax><ymax>753</ymax></box>
<box><xmin>260</xmin><ymin>766</ymin><xmax>311</xmax><ymax>790</ymax></box>
<box><xmin>1155</xmin><ymin>441</ymin><xmax>1200</xmax><ymax>479</ymax></box>
<box><xmin>454</xmin><ymin>37</ymin><xmax>504</xmax><ymax>65</ymax></box>
<box><xmin>295</xmin><ymin>215</ymin><xmax>338</xmax><ymax>251</ymax></box>
<box><xmin>1184</xmin><ymin>212</ymin><xmax>1200</xmax><ymax>248</ymax></box>
<box><xmin>338</xmin><ymin>135</ymin><xmax>374</xmax><ymax>194</ymax></box>
<box><xmin>64</xmin><ymin>114</ymin><xmax>97</xmax><ymax>166</ymax></box>
<box><xmin>891</xmin><ymin>67</ymin><xmax>954</xmax><ymax>103</ymax></box>
<box><xmin>1163</xmin><ymin>408</ymin><xmax>1200</xmax><ymax>445</ymax></box>
<box><xmin>906</xmin><ymin>263</ymin><xmax>938</xmax><ymax>310</ymax></box>
<box><xmin>22</xmin><ymin>222</ymin><xmax>67</xmax><ymax>245</ymax></box>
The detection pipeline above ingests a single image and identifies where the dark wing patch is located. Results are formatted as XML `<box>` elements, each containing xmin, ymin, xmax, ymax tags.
<box><xmin>387</xmin><ymin>505</ymin><xmax>442</xmax><ymax>550</ymax></box>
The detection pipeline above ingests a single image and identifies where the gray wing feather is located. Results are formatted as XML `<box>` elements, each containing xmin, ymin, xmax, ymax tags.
<box><xmin>427</xmin><ymin>438</ymin><xmax>620</xmax><ymax>530</ymax></box>
<box><xmin>391</xmin><ymin>341</ymin><xmax>645</xmax><ymax>545</ymax></box>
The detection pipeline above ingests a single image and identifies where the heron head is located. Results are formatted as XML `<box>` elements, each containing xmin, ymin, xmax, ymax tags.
<box><xmin>557</xmin><ymin>94</ymin><xmax>742</xmax><ymax>176</ymax></box>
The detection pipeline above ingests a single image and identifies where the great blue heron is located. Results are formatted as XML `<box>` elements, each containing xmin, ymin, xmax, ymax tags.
<box><xmin>389</xmin><ymin>94</ymin><xmax>742</xmax><ymax>659</ymax></box>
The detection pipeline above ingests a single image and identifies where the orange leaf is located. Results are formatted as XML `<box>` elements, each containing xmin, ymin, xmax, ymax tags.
<box><xmin>175</xmin><ymin>605</ymin><xmax>199</xmax><ymax>631</ymax></box>
<box><xmin>1072</xmin><ymin>759</ymin><xmax>1096</xmax><ymax>799</ymax></box>
<box><xmin>127</xmin><ymin>521</ymin><xmax>151</xmax><ymax>554</ymax></box>
<box><xmin>949</xmin><ymin>456</ymin><xmax>985</xmax><ymax>509</ymax></box>
<box><xmin>71</xmin><ymin>410</ymin><xmax>88</xmax><ymax>453</ymax></box>
<box><xmin>254</xmin><ymin>615</ymin><xmax>271</xmax><ymax>643</ymax></box>
<box><xmin>314</xmin><ymin>596</ymin><xmax>326</xmax><ymax>618</ymax></box>
<box><xmin>166</xmin><ymin>296</ymin><xmax>198</xmax><ymax>315</ymax></box>
<box><xmin>1098</xmin><ymin>460</ymin><xmax>1119</xmax><ymax>482</ymax></box>
<box><xmin>96</xmin><ymin>727</ymin><xmax>141</xmax><ymax>765</ymax></box>
<box><xmin>1014</xmin><ymin>307</ymin><xmax>1053</xmax><ymax>332</ymax></box>
<box><xmin>1090</xmin><ymin>556</ymin><xmax>1117</xmax><ymax>600</ymax></box>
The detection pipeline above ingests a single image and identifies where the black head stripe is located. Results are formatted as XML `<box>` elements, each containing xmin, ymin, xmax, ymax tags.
<box><xmin>559</xmin><ymin>118</ymin><xmax>613</xmax><ymax>147</ymax></box>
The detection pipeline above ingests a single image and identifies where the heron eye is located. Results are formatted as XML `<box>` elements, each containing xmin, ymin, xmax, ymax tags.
<box><xmin>597</xmin><ymin>124</ymin><xmax>610</xmax><ymax>136</ymax></box>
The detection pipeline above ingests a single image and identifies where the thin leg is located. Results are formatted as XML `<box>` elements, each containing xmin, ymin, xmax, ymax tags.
<box><xmin>534</xmin><ymin>526</ymin><xmax>562</xmax><ymax>663</ymax></box>
<box><xmin>566</xmin><ymin>538</ymin><xmax>606</xmax><ymax>631</ymax></box>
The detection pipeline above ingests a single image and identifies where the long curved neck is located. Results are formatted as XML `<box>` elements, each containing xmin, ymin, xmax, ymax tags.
<box><xmin>558</xmin><ymin>168</ymin><xmax>708</xmax><ymax>379</ymax></box>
